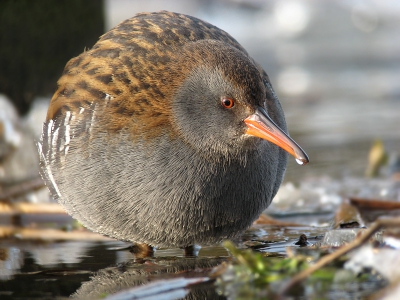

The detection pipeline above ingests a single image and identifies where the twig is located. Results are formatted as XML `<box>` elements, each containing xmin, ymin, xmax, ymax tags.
<box><xmin>279</xmin><ymin>218</ymin><xmax>400</xmax><ymax>297</ymax></box>
<box><xmin>0</xmin><ymin>226</ymin><xmax>113</xmax><ymax>241</ymax></box>
<box><xmin>349</xmin><ymin>197</ymin><xmax>400</xmax><ymax>209</ymax></box>
<box><xmin>254</xmin><ymin>214</ymin><xmax>305</xmax><ymax>226</ymax></box>
<box><xmin>0</xmin><ymin>202</ymin><xmax>66</xmax><ymax>215</ymax></box>
<box><xmin>0</xmin><ymin>176</ymin><xmax>45</xmax><ymax>201</ymax></box>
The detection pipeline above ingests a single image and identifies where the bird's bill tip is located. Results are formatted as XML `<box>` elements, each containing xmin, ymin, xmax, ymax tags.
<box><xmin>244</xmin><ymin>108</ymin><xmax>309</xmax><ymax>165</ymax></box>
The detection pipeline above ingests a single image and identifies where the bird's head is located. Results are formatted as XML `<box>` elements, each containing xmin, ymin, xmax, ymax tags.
<box><xmin>171</xmin><ymin>40</ymin><xmax>309</xmax><ymax>164</ymax></box>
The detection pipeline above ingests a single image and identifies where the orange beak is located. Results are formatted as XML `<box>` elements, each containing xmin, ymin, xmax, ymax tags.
<box><xmin>244</xmin><ymin>107</ymin><xmax>309</xmax><ymax>165</ymax></box>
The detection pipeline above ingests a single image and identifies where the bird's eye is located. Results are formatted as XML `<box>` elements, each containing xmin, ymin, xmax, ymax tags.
<box><xmin>221</xmin><ymin>97</ymin><xmax>235</xmax><ymax>109</ymax></box>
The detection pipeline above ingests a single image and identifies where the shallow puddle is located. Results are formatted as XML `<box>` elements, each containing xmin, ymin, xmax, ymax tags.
<box><xmin>0</xmin><ymin>215</ymin><xmax>323</xmax><ymax>299</ymax></box>
<box><xmin>1</xmin><ymin>177</ymin><xmax>398</xmax><ymax>299</ymax></box>
<box><xmin>0</xmin><ymin>209</ymin><xmax>384</xmax><ymax>300</ymax></box>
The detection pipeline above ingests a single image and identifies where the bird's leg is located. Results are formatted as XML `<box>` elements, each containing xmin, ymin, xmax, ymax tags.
<box><xmin>129</xmin><ymin>243</ymin><xmax>155</xmax><ymax>259</ymax></box>
<box><xmin>182</xmin><ymin>244</ymin><xmax>201</xmax><ymax>257</ymax></box>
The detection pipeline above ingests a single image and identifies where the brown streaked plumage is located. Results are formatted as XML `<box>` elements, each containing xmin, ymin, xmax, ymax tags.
<box><xmin>39</xmin><ymin>11</ymin><xmax>308</xmax><ymax>250</ymax></box>
<box><xmin>46</xmin><ymin>11</ymin><xmax>248</xmax><ymax>139</ymax></box>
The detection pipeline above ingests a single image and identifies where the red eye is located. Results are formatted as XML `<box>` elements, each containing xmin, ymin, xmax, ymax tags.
<box><xmin>221</xmin><ymin>97</ymin><xmax>235</xmax><ymax>109</ymax></box>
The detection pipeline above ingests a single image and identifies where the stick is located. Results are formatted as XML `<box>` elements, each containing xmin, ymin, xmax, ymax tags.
<box><xmin>0</xmin><ymin>177</ymin><xmax>45</xmax><ymax>201</ymax></box>
<box><xmin>0</xmin><ymin>202</ymin><xmax>66</xmax><ymax>215</ymax></box>
<box><xmin>279</xmin><ymin>218</ymin><xmax>400</xmax><ymax>297</ymax></box>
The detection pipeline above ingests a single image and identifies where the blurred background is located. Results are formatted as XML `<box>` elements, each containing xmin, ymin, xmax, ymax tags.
<box><xmin>1</xmin><ymin>0</ymin><xmax>399</xmax><ymax>191</ymax></box>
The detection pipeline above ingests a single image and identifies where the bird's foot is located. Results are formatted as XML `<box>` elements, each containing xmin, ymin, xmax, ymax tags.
<box><xmin>129</xmin><ymin>243</ymin><xmax>155</xmax><ymax>259</ymax></box>
<box><xmin>182</xmin><ymin>244</ymin><xmax>201</xmax><ymax>257</ymax></box>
